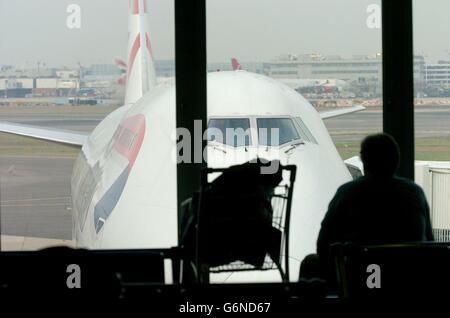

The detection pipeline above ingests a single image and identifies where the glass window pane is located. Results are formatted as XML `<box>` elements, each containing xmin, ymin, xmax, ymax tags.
<box><xmin>0</xmin><ymin>1</ymin><xmax>176</xmax><ymax>250</ymax></box>
<box><xmin>413</xmin><ymin>0</ymin><xmax>450</xmax><ymax>242</ymax></box>
<box><xmin>294</xmin><ymin>117</ymin><xmax>317</xmax><ymax>144</ymax></box>
<box><xmin>208</xmin><ymin>118</ymin><xmax>251</xmax><ymax>147</ymax></box>
<box><xmin>257</xmin><ymin>118</ymin><xmax>300</xmax><ymax>146</ymax></box>
<box><xmin>206</xmin><ymin>0</ymin><xmax>383</xmax><ymax>283</ymax></box>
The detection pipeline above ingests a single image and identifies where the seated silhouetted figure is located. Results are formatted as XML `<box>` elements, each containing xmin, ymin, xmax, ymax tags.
<box><xmin>302</xmin><ymin>133</ymin><xmax>434</xmax><ymax>288</ymax></box>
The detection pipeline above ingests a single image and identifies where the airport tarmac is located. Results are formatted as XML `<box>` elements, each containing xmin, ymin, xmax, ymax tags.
<box><xmin>0</xmin><ymin>156</ymin><xmax>74</xmax><ymax>241</ymax></box>
<box><xmin>0</xmin><ymin>113</ymin><xmax>104</xmax><ymax>132</ymax></box>
<box><xmin>325</xmin><ymin>106</ymin><xmax>450</xmax><ymax>142</ymax></box>
<box><xmin>1</xmin><ymin>106</ymin><xmax>450</xmax><ymax>248</ymax></box>
<box><xmin>2</xmin><ymin>106</ymin><xmax>450</xmax><ymax>142</ymax></box>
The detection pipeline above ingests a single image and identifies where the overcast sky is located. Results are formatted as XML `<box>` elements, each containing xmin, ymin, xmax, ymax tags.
<box><xmin>0</xmin><ymin>0</ymin><xmax>449</xmax><ymax>68</ymax></box>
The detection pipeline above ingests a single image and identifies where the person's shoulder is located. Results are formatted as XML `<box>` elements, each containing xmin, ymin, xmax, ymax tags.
<box><xmin>336</xmin><ymin>176</ymin><xmax>367</xmax><ymax>193</ymax></box>
<box><xmin>392</xmin><ymin>175</ymin><xmax>415</xmax><ymax>184</ymax></box>
<box><xmin>392</xmin><ymin>176</ymin><xmax>426</xmax><ymax>194</ymax></box>
<box><xmin>392</xmin><ymin>175</ymin><xmax>419</xmax><ymax>187</ymax></box>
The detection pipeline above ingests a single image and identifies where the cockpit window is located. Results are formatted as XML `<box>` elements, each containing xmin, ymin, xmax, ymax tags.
<box><xmin>294</xmin><ymin>117</ymin><xmax>318</xmax><ymax>144</ymax></box>
<box><xmin>257</xmin><ymin>118</ymin><xmax>300</xmax><ymax>146</ymax></box>
<box><xmin>207</xmin><ymin>118</ymin><xmax>251</xmax><ymax>147</ymax></box>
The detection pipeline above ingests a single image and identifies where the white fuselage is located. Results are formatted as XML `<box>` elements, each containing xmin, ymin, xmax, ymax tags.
<box><xmin>71</xmin><ymin>71</ymin><xmax>352</xmax><ymax>282</ymax></box>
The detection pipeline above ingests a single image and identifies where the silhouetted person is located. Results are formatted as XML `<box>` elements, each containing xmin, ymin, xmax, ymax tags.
<box><xmin>301</xmin><ymin>133</ymin><xmax>434</xmax><ymax>287</ymax></box>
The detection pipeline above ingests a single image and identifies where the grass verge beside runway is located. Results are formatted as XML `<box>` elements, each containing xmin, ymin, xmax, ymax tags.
<box><xmin>0</xmin><ymin>105</ymin><xmax>116</xmax><ymax>157</ymax></box>
<box><xmin>0</xmin><ymin>105</ymin><xmax>119</xmax><ymax>115</ymax></box>
<box><xmin>1</xmin><ymin>129</ymin><xmax>450</xmax><ymax>161</ymax></box>
<box><xmin>336</xmin><ymin>136</ymin><xmax>450</xmax><ymax>161</ymax></box>
<box><xmin>0</xmin><ymin>133</ymin><xmax>80</xmax><ymax>157</ymax></box>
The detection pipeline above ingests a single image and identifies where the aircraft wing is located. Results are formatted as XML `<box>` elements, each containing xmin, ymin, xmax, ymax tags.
<box><xmin>344</xmin><ymin>156</ymin><xmax>364</xmax><ymax>179</ymax></box>
<box><xmin>319</xmin><ymin>105</ymin><xmax>365</xmax><ymax>119</ymax></box>
<box><xmin>0</xmin><ymin>121</ymin><xmax>88</xmax><ymax>146</ymax></box>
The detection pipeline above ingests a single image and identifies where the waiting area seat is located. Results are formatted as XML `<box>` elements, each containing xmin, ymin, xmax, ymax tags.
<box><xmin>330</xmin><ymin>242</ymin><xmax>450</xmax><ymax>298</ymax></box>
<box><xmin>0</xmin><ymin>246</ymin><xmax>179</xmax><ymax>300</ymax></box>
<box><xmin>0</xmin><ymin>246</ymin><xmax>330</xmax><ymax>305</ymax></box>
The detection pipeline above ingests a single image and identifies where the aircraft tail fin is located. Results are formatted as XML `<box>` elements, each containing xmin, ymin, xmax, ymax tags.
<box><xmin>115</xmin><ymin>58</ymin><xmax>127</xmax><ymax>85</ymax></box>
<box><xmin>125</xmin><ymin>0</ymin><xmax>157</xmax><ymax>104</ymax></box>
<box><xmin>115</xmin><ymin>57</ymin><xmax>127</xmax><ymax>70</ymax></box>
<box><xmin>231</xmin><ymin>58</ymin><xmax>243</xmax><ymax>71</ymax></box>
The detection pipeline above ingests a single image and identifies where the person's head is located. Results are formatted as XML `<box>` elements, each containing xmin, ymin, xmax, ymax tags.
<box><xmin>360</xmin><ymin>133</ymin><xmax>400</xmax><ymax>177</ymax></box>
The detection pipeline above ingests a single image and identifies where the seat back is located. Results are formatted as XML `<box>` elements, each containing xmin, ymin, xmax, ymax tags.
<box><xmin>0</xmin><ymin>247</ymin><xmax>176</xmax><ymax>300</ymax></box>
<box><xmin>331</xmin><ymin>242</ymin><xmax>450</xmax><ymax>298</ymax></box>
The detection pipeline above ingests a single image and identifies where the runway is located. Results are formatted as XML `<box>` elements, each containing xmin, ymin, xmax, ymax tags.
<box><xmin>0</xmin><ymin>156</ymin><xmax>74</xmax><ymax>240</ymax></box>
<box><xmin>1</xmin><ymin>106</ymin><xmax>450</xmax><ymax>244</ymax></box>
<box><xmin>0</xmin><ymin>114</ymin><xmax>103</xmax><ymax>132</ymax></box>
<box><xmin>324</xmin><ymin>106</ymin><xmax>450</xmax><ymax>142</ymax></box>
<box><xmin>3</xmin><ymin>107</ymin><xmax>450</xmax><ymax>143</ymax></box>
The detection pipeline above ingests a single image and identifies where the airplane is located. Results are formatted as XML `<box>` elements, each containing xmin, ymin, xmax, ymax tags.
<box><xmin>115</xmin><ymin>57</ymin><xmax>174</xmax><ymax>86</ymax></box>
<box><xmin>115</xmin><ymin>57</ymin><xmax>127</xmax><ymax>85</ymax></box>
<box><xmin>231</xmin><ymin>57</ymin><xmax>348</xmax><ymax>91</ymax></box>
<box><xmin>0</xmin><ymin>0</ymin><xmax>365</xmax><ymax>283</ymax></box>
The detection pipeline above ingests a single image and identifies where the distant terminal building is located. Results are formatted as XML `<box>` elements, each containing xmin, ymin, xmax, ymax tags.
<box><xmin>269</xmin><ymin>53</ymin><xmax>382</xmax><ymax>81</ymax></box>
<box><xmin>0</xmin><ymin>78</ymin><xmax>34</xmax><ymax>98</ymax></box>
<box><xmin>153</xmin><ymin>60</ymin><xmax>268</xmax><ymax>78</ymax></box>
<box><xmin>87</xmin><ymin>64</ymin><xmax>122</xmax><ymax>77</ymax></box>
<box><xmin>82</xmin><ymin>64</ymin><xmax>123</xmax><ymax>91</ymax></box>
<box><xmin>426</xmin><ymin>61</ymin><xmax>450</xmax><ymax>87</ymax></box>
<box><xmin>414</xmin><ymin>56</ymin><xmax>426</xmax><ymax>95</ymax></box>
<box><xmin>268</xmin><ymin>54</ymin><xmax>426</xmax><ymax>97</ymax></box>
<box><xmin>0</xmin><ymin>66</ymin><xmax>81</xmax><ymax>98</ymax></box>
<box><xmin>0</xmin><ymin>56</ymin><xmax>435</xmax><ymax>99</ymax></box>
<box><xmin>207</xmin><ymin>61</ymin><xmax>268</xmax><ymax>74</ymax></box>
<box><xmin>0</xmin><ymin>67</ymin><xmax>55</xmax><ymax>79</ymax></box>
<box><xmin>56</xmin><ymin>69</ymin><xmax>79</xmax><ymax>79</ymax></box>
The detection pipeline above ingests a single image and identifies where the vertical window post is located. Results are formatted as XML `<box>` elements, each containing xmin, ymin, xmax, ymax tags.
<box><xmin>382</xmin><ymin>0</ymin><xmax>414</xmax><ymax>179</ymax></box>
<box><xmin>175</xmin><ymin>0</ymin><xmax>207</xmax><ymax>239</ymax></box>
